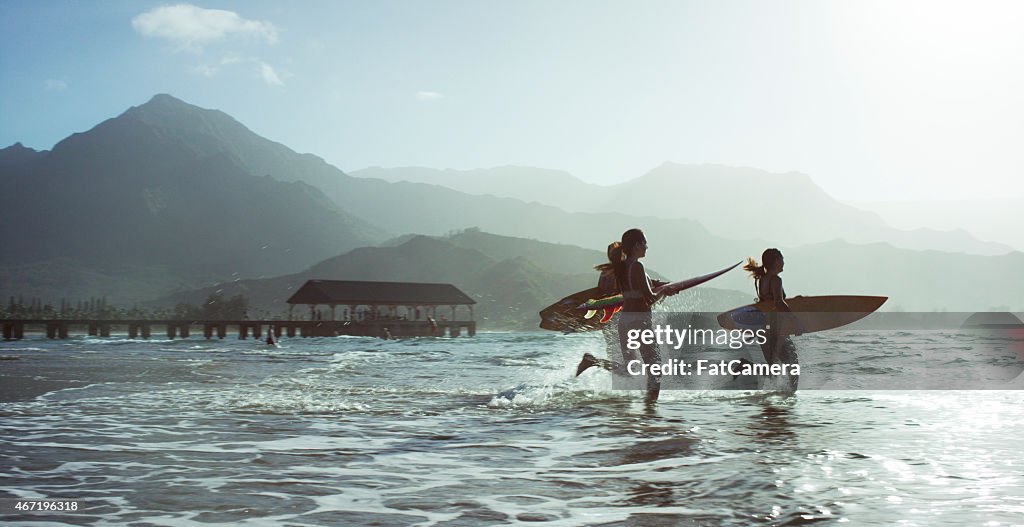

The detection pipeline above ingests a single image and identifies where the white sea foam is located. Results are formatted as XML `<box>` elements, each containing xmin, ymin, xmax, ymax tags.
<box><xmin>1</xmin><ymin>331</ymin><xmax>1023</xmax><ymax>526</ymax></box>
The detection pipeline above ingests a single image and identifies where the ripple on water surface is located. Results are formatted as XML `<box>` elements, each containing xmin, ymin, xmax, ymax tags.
<box><xmin>1</xmin><ymin>331</ymin><xmax>1022</xmax><ymax>526</ymax></box>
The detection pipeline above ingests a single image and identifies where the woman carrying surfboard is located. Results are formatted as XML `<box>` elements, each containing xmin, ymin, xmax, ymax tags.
<box><xmin>577</xmin><ymin>229</ymin><xmax>678</xmax><ymax>403</ymax></box>
<box><xmin>575</xmin><ymin>242</ymin><xmax>629</xmax><ymax>376</ymax></box>
<box><xmin>618</xmin><ymin>229</ymin><xmax>680</xmax><ymax>403</ymax></box>
<box><xmin>743</xmin><ymin>248</ymin><xmax>801</xmax><ymax>390</ymax></box>
<box><xmin>595</xmin><ymin>241</ymin><xmax>622</xmax><ymax>296</ymax></box>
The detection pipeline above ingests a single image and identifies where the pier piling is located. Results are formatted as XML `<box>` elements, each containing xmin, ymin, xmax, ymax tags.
<box><xmin>0</xmin><ymin>318</ymin><xmax>476</xmax><ymax>340</ymax></box>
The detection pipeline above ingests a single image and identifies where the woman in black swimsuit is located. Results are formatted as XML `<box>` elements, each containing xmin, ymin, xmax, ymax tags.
<box><xmin>615</xmin><ymin>229</ymin><xmax>676</xmax><ymax>403</ymax></box>
<box><xmin>575</xmin><ymin>242</ymin><xmax>626</xmax><ymax>376</ymax></box>
<box><xmin>576</xmin><ymin>231</ymin><xmax>675</xmax><ymax>404</ymax></box>
<box><xmin>743</xmin><ymin>248</ymin><xmax>800</xmax><ymax>390</ymax></box>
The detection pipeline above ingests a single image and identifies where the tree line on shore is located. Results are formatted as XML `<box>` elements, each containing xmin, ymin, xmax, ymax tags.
<box><xmin>2</xmin><ymin>293</ymin><xmax>252</xmax><ymax>321</ymax></box>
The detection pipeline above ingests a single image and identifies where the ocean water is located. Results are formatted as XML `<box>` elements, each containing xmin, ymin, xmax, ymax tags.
<box><xmin>1</xmin><ymin>330</ymin><xmax>1023</xmax><ymax>526</ymax></box>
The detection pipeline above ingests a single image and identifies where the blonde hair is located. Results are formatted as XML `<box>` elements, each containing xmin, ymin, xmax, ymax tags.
<box><xmin>743</xmin><ymin>248</ymin><xmax>782</xmax><ymax>279</ymax></box>
<box><xmin>594</xmin><ymin>241</ymin><xmax>623</xmax><ymax>272</ymax></box>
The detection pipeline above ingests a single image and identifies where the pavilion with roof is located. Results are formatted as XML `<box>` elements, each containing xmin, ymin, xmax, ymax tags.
<box><xmin>285</xmin><ymin>279</ymin><xmax>477</xmax><ymax>337</ymax></box>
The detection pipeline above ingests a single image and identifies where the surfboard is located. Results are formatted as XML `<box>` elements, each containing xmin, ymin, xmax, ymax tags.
<box><xmin>539</xmin><ymin>261</ymin><xmax>741</xmax><ymax>332</ymax></box>
<box><xmin>539</xmin><ymin>286</ymin><xmax>608</xmax><ymax>332</ymax></box>
<box><xmin>577</xmin><ymin>262</ymin><xmax>742</xmax><ymax>320</ymax></box>
<box><xmin>717</xmin><ymin>295</ymin><xmax>887</xmax><ymax>335</ymax></box>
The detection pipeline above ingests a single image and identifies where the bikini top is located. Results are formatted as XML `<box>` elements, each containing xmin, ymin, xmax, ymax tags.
<box><xmin>621</xmin><ymin>260</ymin><xmax>655</xmax><ymax>304</ymax></box>
<box><xmin>755</xmin><ymin>276</ymin><xmax>784</xmax><ymax>303</ymax></box>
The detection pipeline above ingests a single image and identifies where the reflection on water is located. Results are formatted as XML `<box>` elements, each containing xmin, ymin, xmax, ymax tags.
<box><xmin>0</xmin><ymin>331</ymin><xmax>1022</xmax><ymax>526</ymax></box>
<box><xmin>750</xmin><ymin>397</ymin><xmax>797</xmax><ymax>443</ymax></box>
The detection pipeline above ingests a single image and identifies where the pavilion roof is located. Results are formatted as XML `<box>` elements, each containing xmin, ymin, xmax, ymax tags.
<box><xmin>286</xmin><ymin>280</ymin><xmax>476</xmax><ymax>306</ymax></box>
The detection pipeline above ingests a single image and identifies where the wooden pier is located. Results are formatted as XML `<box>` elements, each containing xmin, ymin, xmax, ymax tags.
<box><xmin>3</xmin><ymin>279</ymin><xmax>480</xmax><ymax>341</ymax></box>
<box><xmin>0</xmin><ymin>319</ymin><xmax>476</xmax><ymax>341</ymax></box>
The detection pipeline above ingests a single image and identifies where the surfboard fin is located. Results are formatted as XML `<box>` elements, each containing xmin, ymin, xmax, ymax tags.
<box><xmin>598</xmin><ymin>306</ymin><xmax>622</xmax><ymax>323</ymax></box>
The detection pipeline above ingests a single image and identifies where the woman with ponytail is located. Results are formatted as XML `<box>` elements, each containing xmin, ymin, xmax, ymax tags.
<box><xmin>575</xmin><ymin>241</ymin><xmax>628</xmax><ymax>377</ymax></box>
<box><xmin>743</xmin><ymin>248</ymin><xmax>786</xmax><ymax>307</ymax></box>
<box><xmin>595</xmin><ymin>241</ymin><xmax>623</xmax><ymax>296</ymax></box>
<box><xmin>577</xmin><ymin>228</ymin><xmax>678</xmax><ymax>404</ymax></box>
<box><xmin>744</xmin><ymin>248</ymin><xmax>801</xmax><ymax>390</ymax></box>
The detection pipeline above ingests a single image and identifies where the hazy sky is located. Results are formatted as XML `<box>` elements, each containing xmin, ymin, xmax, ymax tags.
<box><xmin>2</xmin><ymin>0</ymin><xmax>1023</xmax><ymax>201</ymax></box>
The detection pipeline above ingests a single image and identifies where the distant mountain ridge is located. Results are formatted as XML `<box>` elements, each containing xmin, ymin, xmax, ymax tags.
<box><xmin>0</xmin><ymin>94</ymin><xmax>388</xmax><ymax>303</ymax></box>
<box><xmin>856</xmin><ymin>198</ymin><xmax>1024</xmax><ymax>253</ymax></box>
<box><xmin>1</xmin><ymin>93</ymin><xmax>1020</xmax><ymax>313</ymax></box>
<box><xmin>154</xmin><ymin>230</ymin><xmax>750</xmax><ymax>330</ymax></box>
<box><xmin>153</xmin><ymin>232</ymin><xmax>598</xmax><ymax>329</ymax></box>
<box><xmin>352</xmin><ymin>164</ymin><xmax>1015</xmax><ymax>256</ymax></box>
<box><xmin>0</xmin><ymin>142</ymin><xmax>45</xmax><ymax>172</ymax></box>
<box><xmin>354</xmin><ymin>165</ymin><xmax>603</xmax><ymax>205</ymax></box>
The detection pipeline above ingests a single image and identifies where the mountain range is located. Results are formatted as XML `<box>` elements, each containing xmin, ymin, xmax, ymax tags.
<box><xmin>152</xmin><ymin>229</ymin><xmax>752</xmax><ymax>330</ymax></box>
<box><xmin>351</xmin><ymin>165</ymin><xmax>1016</xmax><ymax>256</ymax></box>
<box><xmin>855</xmin><ymin>198</ymin><xmax>1024</xmax><ymax>253</ymax></box>
<box><xmin>1</xmin><ymin>93</ymin><xmax>1021</xmax><ymax>322</ymax></box>
<box><xmin>0</xmin><ymin>95</ymin><xmax>386</xmax><ymax>303</ymax></box>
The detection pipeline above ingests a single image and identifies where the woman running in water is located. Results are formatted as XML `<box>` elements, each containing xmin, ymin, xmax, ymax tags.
<box><xmin>576</xmin><ymin>229</ymin><xmax>676</xmax><ymax>404</ymax></box>
<box><xmin>743</xmin><ymin>248</ymin><xmax>800</xmax><ymax>390</ymax></box>
<box><xmin>576</xmin><ymin>242</ymin><xmax>626</xmax><ymax>376</ymax></box>
<box><xmin>619</xmin><ymin>229</ymin><xmax>678</xmax><ymax>403</ymax></box>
